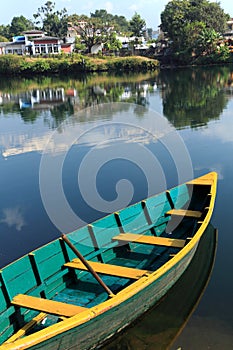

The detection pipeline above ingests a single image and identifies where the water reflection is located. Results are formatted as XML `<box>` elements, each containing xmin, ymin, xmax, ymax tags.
<box><xmin>1</xmin><ymin>67</ymin><xmax>233</xmax><ymax>131</ymax></box>
<box><xmin>0</xmin><ymin>72</ymin><xmax>157</xmax><ymax>125</ymax></box>
<box><xmin>101</xmin><ymin>225</ymin><xmax>217</xmax><ymax>350</ymax></box>
<box><xmin>158</xmin><ymin>66</ymin><xmax>233</xmax><ymax>129</ymax></box>
<box><xmin>0</xmin><ymin>207</ymin><xmax>26</xmax><ymax>231</ymax></box>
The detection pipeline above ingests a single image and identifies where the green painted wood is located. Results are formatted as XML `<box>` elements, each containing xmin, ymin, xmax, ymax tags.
<box><xmin>169</xmin><ymin>184</ymin><xmax>190</xmax><ymax>209</ymax></box>
<box><xmin>3</xmin><ymin>257</ymin><xmax>37</xmax><ymax>298</ymax></box>
<box><xmin>145</xmin><ymin>193</ymin><xmax>172</xmax><ymax>232</ymax></box>
<box><xmin>118</xmin><ymin>202</ymin><xmax>149</xmax><ymax>233</ymax></box>
<box><xmin>69</xmin><ymin>226</ymin><xmax>93</xmax><ymax>245</ymax></box>
<box><xmin>91</xmin><ymin>215</ymin><xmax>120</xmax><ymax>245</ymax></box>
<box><xmin>0</xmin><ymin>288</ymin><xmax>7</xmax><ymax>310</ymax></box>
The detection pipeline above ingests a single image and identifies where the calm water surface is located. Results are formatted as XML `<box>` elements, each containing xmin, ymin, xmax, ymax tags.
<box><xmin>0</xmin><ymin>67</ymin><xmax>233</xmax><ymax>349</ymax></box>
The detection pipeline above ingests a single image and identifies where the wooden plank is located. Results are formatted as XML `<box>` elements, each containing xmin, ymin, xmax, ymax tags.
<box><xmin>166</xmin><ymin>209</ymin><xmax>202</xmax><ymax>218</ymax></box>
<box><xmin>5</xmin><ymin>312</ymin><xmax>47</xmax><ymax>343</ymax></box>
<box><xmin>113</xmin><ymin>233</ymin><xmax>186</xmax><ymax>248</ymax></box>
<box><xmin>64</xmin><ymin>260</ymin><xmax>151</xmax><ymax>280</ymax></box>
<box><xmin>187</xmin><ymin>178</ymin><xmax>212</xmax><ymax>185</ymax></box>
<box><xmin>11</xmin><ymin>294</ymin><xmax>87</xmax><ymax>317</ymax></box>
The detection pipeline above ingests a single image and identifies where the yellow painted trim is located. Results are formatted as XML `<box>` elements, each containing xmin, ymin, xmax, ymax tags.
<box><xmin>5</xmin><ymin>313</ymin><xmax>47</xmax><ymax>343</ymax></box>
<box><xmin>1</xmin><ymin>172</ymin><xmax>217</xmax><ymax>350</ymax></box>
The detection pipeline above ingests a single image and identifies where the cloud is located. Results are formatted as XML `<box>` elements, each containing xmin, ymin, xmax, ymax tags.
<box><xmin>0</xmin><ymin>207</ymin><xmax>26</xmax><ymax>231</ymax></box>
<box><xmin>105</xmin><ymin>1</ymin><xmax>113</xmax><ymax>13</ymax></box>
<box><xmin>81</xmin><ymin>1</ymin><xmax>94</xmax><ymax>13</ymax></box>
<box><xmin>129</xmin><ymin>4</ymin><xmax>139</xmax><ymax>12</ymax></box>
<box><xmin>202</xmin><ymin>114</ymin><xmax>233</xmax><ymax>144</ymax></box>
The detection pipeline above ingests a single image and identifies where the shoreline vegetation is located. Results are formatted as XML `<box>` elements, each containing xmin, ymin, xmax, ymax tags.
<box><xmin>0</xmin><ymin>55</ymin><xmax>159</xmax><ymax>76</ymax></box>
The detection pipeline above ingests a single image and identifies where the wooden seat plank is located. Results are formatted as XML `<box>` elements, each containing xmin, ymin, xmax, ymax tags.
<box><xmin>64</xmin><ymin>259</ymin><xmax>151</xmax><ymax>279</ymax></box>
<box><xmin>113</xmin><ymin>233</ymin><xmax>185</xmax><ymax>248</ymax></box>
<box><xmin>11</xmin><ymin>294</ymin><xmax>87</xmax><ymax>317</ymax></box>
<box><xmin>166</xmin><ymin>209</ymin><xmax>202</xmax><ymax>218</ymax></box>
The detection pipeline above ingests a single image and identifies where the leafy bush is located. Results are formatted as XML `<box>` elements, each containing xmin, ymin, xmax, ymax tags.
<box><xmin>0</xmin><ymin>55</ymin><xmax>22</xmax><ymax>75</ymax></box>
<box><xmin>0</xmin><ymin>54</ymin><xmax>158</xmax><ymax>76</ymax></box>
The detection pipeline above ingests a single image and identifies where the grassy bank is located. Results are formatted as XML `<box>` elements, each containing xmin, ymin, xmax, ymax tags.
<box><xmin>0</xmin><ymin>54</ymin><xmax>159</xmax><ymax>76</ymax></box>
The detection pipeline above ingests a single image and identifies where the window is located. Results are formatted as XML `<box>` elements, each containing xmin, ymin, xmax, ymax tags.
<box><xmin>53</xmin><ymin>45</ymin><xmax>59</xmax><ymax>53</ymax></box>
<box><xmin>40</xmin><ymin>45</ymin><xmax>46</xmax><ymax>54</ymax></box>
<box><xmin>35</xmin><ymin>45</ymin><xmax>40</xmax><ymax>54</ymax></box>
<box><xmin>48</xmin><ymin>45</ymin><xmax>53</xmax><ymax>53</ymax></box>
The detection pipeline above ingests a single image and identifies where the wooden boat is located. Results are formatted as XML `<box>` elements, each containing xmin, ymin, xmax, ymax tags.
<box><xmin>0</xmin><ymin>172</ymin><xmax>217</xmax><ymax>350</ymax></box>
<box><xmin>101</xmin><ymin>224</ymin><xmax>218</xmax><ymax>350</ymax></box>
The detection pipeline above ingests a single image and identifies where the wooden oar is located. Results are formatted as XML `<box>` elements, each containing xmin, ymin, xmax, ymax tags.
<box><xmin>62</xmin><ymin>234</ymin><xmax>115</xmax><ymax>298</ymax></box>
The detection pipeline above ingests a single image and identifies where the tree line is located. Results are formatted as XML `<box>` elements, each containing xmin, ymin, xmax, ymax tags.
<box><xmin>0</xmin><ymin>0</ymin><xmax>232</xmax><ymax>64</ymax></box>
<box><xmin>0</xmin><ymin>1</ymin><xmax>147</xmax><ymax>53</ymax></box>
<box><xmin>160</xmin><ymin>0</ymin><xmax>231</xmax><ymax>64</ymax></box>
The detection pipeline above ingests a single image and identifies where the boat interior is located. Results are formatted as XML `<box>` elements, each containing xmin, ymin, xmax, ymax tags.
<box><xmin>0</xmin><ymin>181</ymin><xmax>212</xmax><ymax>344</ymax></box>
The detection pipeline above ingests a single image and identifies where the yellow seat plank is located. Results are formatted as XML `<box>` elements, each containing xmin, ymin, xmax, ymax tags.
<box><xmin>65</xmin><ymin>259</ymin><xmax>151</xmax><ymax>279</ymax></box>
<box><xmin>113</xmin><ymin>233</ymin><xmax>185</xmax><ymax>248</ymax></box>
<box><xmin>166</xmin><ymin>209</ymin><xmax>202</xmax><ymax>218</ymax></box>
<box><xmin>11</xmin><ymin>294</ymin><xmax>87</xmax><ymax>317</ymax></box>
<box><xmin>187</xmin><ymin>178</ymin><xmax>213</xmax><ymax>185</ymax></box>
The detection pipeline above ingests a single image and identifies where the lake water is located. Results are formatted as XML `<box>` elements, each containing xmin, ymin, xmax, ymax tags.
<box><xmin>0</xmin><ymin>67</ymin><xmax>233</xmax><ymax>349</ymax></box>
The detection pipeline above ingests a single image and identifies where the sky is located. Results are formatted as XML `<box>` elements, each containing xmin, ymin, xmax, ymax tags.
<box><xmin>0</xmin><ymin>0</ymin><xmax>232</xmax><ymax>30</ymax></box>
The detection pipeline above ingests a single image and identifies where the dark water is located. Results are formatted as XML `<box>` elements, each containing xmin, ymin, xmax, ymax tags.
<box><xmin>0</xmin><ymin>67</ymin><xmax>233</xmax><ymax>348</ymax></box>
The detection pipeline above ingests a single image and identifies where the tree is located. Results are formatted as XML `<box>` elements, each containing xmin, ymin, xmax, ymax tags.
<box><xmin>33</xmin><ymin>1</ymin><xmax>68</xmax><ymax>38</ymax></box>
<box><xmin>160</xmin><ymin>0</ymin><xmax>230</xmax><ymax>62</ymax></box>
<box><xmin>91</xmin><ymin>10</ymin><xmax>130</xmax><ymax>34</ymax></box>
<box><xmin>91</xmin><ymin>9</ymin><xmax>113</xmax><ymax>23</ymax></box>
<box><xmin>104</xmin><ymin>32</ymin><xmax>122</xmax><ymax>53</ymax></box>
<box><xmin>72</xmin><ymin>17</ymin><xmax>112</xmax><ymax>53</ymax></box>
<box><xmin>129</xmin><ymin>13</ymin><xmax>146</xmax><ymax>37</ymax></box>
<box><xmin>113</xmin><ymin>15</ymin><xmax>129</xmax><ymax>34</ymax></box>
<box><xmin>188</xmin><ymin>0</ymin><xmax>229</xmax><ymax>33</ymax></box>
<box><xmin>74</xmin><ymin>37</ymin><xmax>86</xmax><ymax>53</ymax></box>
<box><xmin>0</xmin><ymin>35</ymin><xmax>8</xmax><ymax>42</ymax></box>
<box><xmin>196</xmin><ymin>27</ymin><xmax>221</xmax><ymax>56</ymax></box>
<box><xmin>0</xmin><ymin>25</ymin><xmax>11</xmax><ymax>40</ymax></box>
<box><xmin>160</xmin><ymin>0</ymin><xmax>190</xmax><ymax>51</ymax></box>
<box><xmin>9</xmin><ymin>16</ymin><xmax>34</xmax><ymax>37</ymax></box>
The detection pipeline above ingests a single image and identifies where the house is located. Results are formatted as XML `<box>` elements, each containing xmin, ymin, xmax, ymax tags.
<box><xmin>61</xmin><ymin>42</ymin><xmax>75</xmax><ymax>54</ymax></box>
<box><xmin>4</xmin><ymin>36</ymin><xmax>26</xmax><ymax>55</ymax></box>
<box><xmin>0</xmin><ymin>42</ymin><xmax>7</xmax><ymax>55</ymax></box>
<box><xmin>22</xmin><ymin>31</ymin><xmax>62</xmax><ymax>55</ymax></box>
<box><xmin>29</xmin><ymin>36</ymin><xmax>61</xmax><ymax>55</ymax></box>
<box><xmin>0</xmin><ymin>30</ymin><xmax>74</xmax><ymax>56</ymax></box>
<box><xmin>223</xmin><ymin>19</ymin><xmax>233</xmax><ymax>40</ymax></box>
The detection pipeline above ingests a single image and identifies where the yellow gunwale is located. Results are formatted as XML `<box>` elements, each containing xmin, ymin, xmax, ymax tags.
<box><xmin>0</xmin><ymin>172</ymin><xmax>217</xmax><ymax>350</ymax></box>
